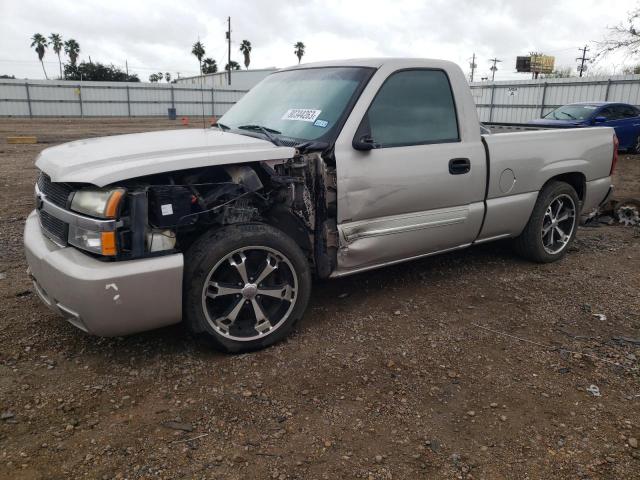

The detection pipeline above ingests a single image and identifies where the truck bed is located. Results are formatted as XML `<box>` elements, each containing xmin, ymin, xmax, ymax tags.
<box><xmin>476</xmin><ymin>126</ymin><xmax>614</xmax><ymax>242</ymax></box>
<box><xmin>482</xmin><ymin>122</ymin><xmax>577</xmax><ymax>134</ymax></box>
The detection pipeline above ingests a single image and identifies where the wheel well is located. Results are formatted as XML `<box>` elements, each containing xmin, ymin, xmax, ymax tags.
<box><xmin>546</xmin><ymin>172</ymin><xmax>586</xmax><ymax>201</ymax></box>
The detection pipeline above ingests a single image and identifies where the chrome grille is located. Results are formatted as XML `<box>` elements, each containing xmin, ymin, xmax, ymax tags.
<box><xmin>37</xmin><ymin>172</ymin><xmax>73</xmax><ymax>208</ymax></box>
<box><xmin>38</xmin><ymin>209</ymin><xmax>67</xmax><ymax>246</ymax></box>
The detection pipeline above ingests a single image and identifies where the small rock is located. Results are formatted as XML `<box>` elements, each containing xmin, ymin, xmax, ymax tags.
<box><xmin>500</xmin><ymin>415</ymin><xmax>507</xmax><ymax>422</ymax></box>
<box><xmin>490</xmin><ymin>402</ymin><xmax>498</xmax><ymax>408</ymax></box>
<box><xmin>242</xmin><ymin>390</ymin><xmax>253</xmax><ymax>398</ymax></box>
<box><xmin>628</xmin><ymin>437</ymin><xmax>638</xmax><ymax>449</ymax></box>
<box><xmin>1</xmin><ymin>412</ymin><xmax>15</xmax><ymax>421</ymax></box>
<box><xmin>337</xmin><ymin>293</ymin><xmax>349</xmax><ymax>299</ymax></box>
<box><xmin>161</xmin><ymin>421</ymin><xmax>194</xmax><ymax>432</ymax></box>
<box><xmin>394</xmin><ymin>310</ymin><xmax>401</xmax><ymax>315</ymax></box>
<box><xmin>374</xmin><ymin>455</ymin><xmax>383</xmax><ymax>464</ymax></box>
<box><xmin>466</xmin><ymin>410</ymin><xmax>476</xmax><ymax>417</ymax></box>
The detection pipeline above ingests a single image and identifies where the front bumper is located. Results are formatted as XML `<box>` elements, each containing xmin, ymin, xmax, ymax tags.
<box><xmin>24</xmin><ymin>211</ymin><xmax>183</xmax><ymax>336</ymax></box>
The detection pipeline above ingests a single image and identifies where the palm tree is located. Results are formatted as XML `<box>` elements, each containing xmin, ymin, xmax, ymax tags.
<box><xmin>30</xmin><ymin>33</ymin><xmax>48</xmax><ymax>79</ymax></box>
<box><xmin>192</xmin><ymin>40</ymin><xmax>205</xmax><ymax>74</ymax></box>
<box><xmin>225</xmin><ymin>61</ymin><xmax>241</xmax><ymax>71</ymax></box>
<box><xmin>48</xmin><ymin>33</ymin><xmax>63</xmax><ymax>79</ymax></box>
<box><xmin>294</xmin><ymin>41</ymin><xmax>305</xmax><ymax>64</ymax></box>
<box><xmin>165</xmin><ymin>72</ymin><xmax>171</xmax><ymax>83</ymax></box>
<box><xmin>64</xmin><ymin>39</ymin><xmax>80</xmax><ymax>66</ymax></box>
<box><xmin>240</xmin><ymin>40</ymin><xmax>252</xmax><ymax>69</ymax></box>
<box><xmin>202</xmin><ymin>58</ymin><xmax>218</xmax><ymax>74</ymax></box>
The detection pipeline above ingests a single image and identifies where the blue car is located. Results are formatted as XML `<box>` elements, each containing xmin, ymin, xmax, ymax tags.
<box><xmin>529</xmin><ymin>102</ymin><xmax>640</xmax><ymax>152</ymax></box>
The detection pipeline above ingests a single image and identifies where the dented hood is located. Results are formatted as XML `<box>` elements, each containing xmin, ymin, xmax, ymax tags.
<box><xmin>36</xmin><ymin>128</ymin><xmax>296</xmax><ymax>187</ymax></box>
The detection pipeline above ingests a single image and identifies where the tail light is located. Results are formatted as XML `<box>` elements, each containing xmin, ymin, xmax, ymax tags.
<box><xmin>611</xmin><ymin>134</ymin><xmax>619</xmax><ymax>175</ymax></box>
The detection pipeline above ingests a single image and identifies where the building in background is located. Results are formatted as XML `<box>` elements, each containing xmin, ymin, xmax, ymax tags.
<box><xmin>174</xmin><ymin>68</ymin><xmax>277</xmax><ymax>90</ymax></box>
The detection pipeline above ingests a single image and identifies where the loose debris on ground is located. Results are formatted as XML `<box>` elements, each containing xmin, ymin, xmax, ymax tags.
<box><xmin>0</xmin><ymin>119</ymin><xmax>638</xmax><ymax>479</ymax></box>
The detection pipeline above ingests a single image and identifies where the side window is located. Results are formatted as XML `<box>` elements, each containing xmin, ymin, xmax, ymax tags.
<box><xmin>610</xmin><ymin>105</ymin><xmax>629</xmax><ymax>119</ymax></box>
<box><xmin>365</xmin><ymin>70</ymin><xmax>459</xmax><ymax>147</ymax></box>
<box><xmin>620</xmin><ymin>105</ymin><xmax>639</xmax><ymax>118</ymax></box>
<box><xmin>599</xmin><ymin>107</ymin><xmax>616</xmax><ymax>120</ymax></box>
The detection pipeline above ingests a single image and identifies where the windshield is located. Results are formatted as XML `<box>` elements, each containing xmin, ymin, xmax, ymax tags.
<box><xmin>543</xmin><ymin>104</ymin><xmax>599</xmax><ymax>120</ymax></box>
<box><xmin>219</xmin><ymin>67</ymin><xmax>372</xmax><ymax>142</ymax></box>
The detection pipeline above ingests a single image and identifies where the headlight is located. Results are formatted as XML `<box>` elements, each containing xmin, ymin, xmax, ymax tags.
<box><xmin>68</xmin><ymin>225</ymin><xmax>117</xmax><ymax>256</ymax></box>
<box><xmin>70</xmin><ymin>188</ymin><xmax>125</xmax><ymax>219</ymax></box>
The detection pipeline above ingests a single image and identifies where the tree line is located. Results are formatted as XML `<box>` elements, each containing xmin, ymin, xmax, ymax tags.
<box><xmin>30</xmin><ymin>33</ymin><xmax>140</xmax><ymax>82</ymax></box>
<box><xmin>187</xmin><ymin>39</ymin><xmax>306</xmax><ymax>78</ymax></box>
<box><xmin>28</xmin><ymin>33</ymin><xmax>307</xmax><ymax>83</ymax></box>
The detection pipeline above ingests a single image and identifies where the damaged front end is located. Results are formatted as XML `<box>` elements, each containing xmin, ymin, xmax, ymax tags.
<box><xmin>91</xmin><ymin>148</ymin><xmax>339</xmax><ymax>278</ymax></box>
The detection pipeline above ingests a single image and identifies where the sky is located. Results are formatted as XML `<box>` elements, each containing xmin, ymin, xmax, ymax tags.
<box><xmin>0</xmin><ymin>0</ymin><xmax>638</xmax><ymax>82</ymax></box>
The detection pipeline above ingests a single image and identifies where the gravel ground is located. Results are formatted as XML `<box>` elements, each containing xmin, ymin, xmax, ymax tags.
<box><xmin>0</xmin><ymin>118</ymin><xmax>639</xmax><ymax>480</ymax></box>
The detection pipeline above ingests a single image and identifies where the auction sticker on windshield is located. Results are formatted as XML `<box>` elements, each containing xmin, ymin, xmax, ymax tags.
<box><xmin>282</xmin><ymin>109</ymin><xmax>322</xmax><ymax>122</ymax></box>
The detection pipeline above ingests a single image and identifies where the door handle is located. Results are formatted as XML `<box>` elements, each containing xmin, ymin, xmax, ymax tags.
<box><xmin>449</xmin><ymin>158</ymin><xmax>471</xmax><ymax>175</ymax></box>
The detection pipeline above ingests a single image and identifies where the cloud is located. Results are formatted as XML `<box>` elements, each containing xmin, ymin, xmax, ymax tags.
<box><xmin>0</xmin><ymin>0</ymin><xmax>637</xmax><ymax>80</ymax></box>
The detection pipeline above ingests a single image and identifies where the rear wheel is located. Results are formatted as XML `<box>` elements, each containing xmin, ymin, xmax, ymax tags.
<box><xmin>629</xmin><ymin>134</ymin><xmax>640</xmax><ymax>154</ymax></box>
<box><xmin>184</xmin><ymin>224</ymin><xmax>311</xmax><ymax>353</ymax></box>
<box><xmin>513</xmin><ymin>181</ymin><xmax>579</xmax><ymax>263</ymax></box>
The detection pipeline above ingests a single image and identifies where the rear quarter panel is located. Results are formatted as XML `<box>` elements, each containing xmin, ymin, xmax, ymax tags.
<box><xmin>477</xmin><ymin>127</ymin><xmax>614</xmax><ymax>241</ymax></box>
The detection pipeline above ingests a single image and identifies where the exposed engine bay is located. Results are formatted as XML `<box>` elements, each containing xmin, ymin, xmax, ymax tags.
<box><xmin>113</xmin><ymin>149</ymin><xmax>339</xmax><ymax>278</ymax></box>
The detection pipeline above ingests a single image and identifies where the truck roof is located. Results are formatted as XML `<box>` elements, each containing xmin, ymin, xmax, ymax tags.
<box><xmin>280</xmin><ymin>57</ymin><xmax>459</xmax><ymax>71</ymax></box>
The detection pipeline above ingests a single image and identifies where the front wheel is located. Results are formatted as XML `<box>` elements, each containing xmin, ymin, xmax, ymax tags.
<box><xmin>184</xmin><ymin>224</ymin><xmax>311</xmax><ymax>353</ymax></box>
<box><xmin>513</xmin><ymin>181</ymin><xmax>579</xmax><ymax>263</ymax></box>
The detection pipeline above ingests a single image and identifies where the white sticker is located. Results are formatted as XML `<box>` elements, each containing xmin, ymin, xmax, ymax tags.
<box><xmin>314</xmin><ymin>119</ymin><xmax>329</xmax><ymax>128</ymax></box>
<box><xmin>161</xmin><ymin>204</ymin><xmax>174</xmax><ymax>216</ymax></box>
<box><xmin>282</xmin><ymin>108</ymin><xmax>322</xmax><ymax>122</ymax></box>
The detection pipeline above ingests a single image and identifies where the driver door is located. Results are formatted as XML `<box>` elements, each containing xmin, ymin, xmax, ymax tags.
<box><xmin>333</xmin><ymin>68</ymin><xmax>486</xmax><ymax>274</ymax></box>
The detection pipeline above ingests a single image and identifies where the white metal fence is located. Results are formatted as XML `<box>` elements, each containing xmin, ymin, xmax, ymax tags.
<box><xmin>470</xmin><ymin>74</ymin><xmax>640</xmax><ymax>123</ymax></box>
<box><xmin>0</xmin><ymin>79</ymin><xmax>248</xmax><ymax>117</ymax></box>
<box><xmin>5</xmin><ymin>74</ymin><xmax>640</xmax><ymax>122</ymax></box>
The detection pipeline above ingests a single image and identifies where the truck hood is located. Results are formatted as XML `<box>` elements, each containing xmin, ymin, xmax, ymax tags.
<box><xmin>36</xmin><ymin>128</ymin><xmax>296</xmax><ymax>187</ymax></box>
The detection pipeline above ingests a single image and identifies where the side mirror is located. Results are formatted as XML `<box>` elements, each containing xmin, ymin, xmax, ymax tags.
<box><xmin>594</xmin><ymin>116</ymin><xmax>607</xmax><ymax>124</ymax></box>
<box><xmin>353</xmin><ymin>134</ymin><xmax>380</xmax><ymax>151</ymax></box>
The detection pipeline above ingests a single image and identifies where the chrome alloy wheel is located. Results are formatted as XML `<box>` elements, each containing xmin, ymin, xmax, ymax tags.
<box><xmin>201</xmin><ymin>246</ymin><xmax>298</xmax><ymax>341</ymax></box>
<box><xmin>541</xmin><ymin>194</ymin><xmax>576</xmax><ymax>255</ymax></box>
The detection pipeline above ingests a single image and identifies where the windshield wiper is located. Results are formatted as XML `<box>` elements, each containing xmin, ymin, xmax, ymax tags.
<box><xmin>237</xmin><ymin>124</ymin><xmax>282</xmax><ymax>145</ymax></box>
<box><xmin>559</xmin><ymin>111</ymin><xmax>577</xmax><ymax>120</ymax></box>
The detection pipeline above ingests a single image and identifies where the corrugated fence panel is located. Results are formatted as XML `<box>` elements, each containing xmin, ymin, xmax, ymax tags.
<box><xmin>5</xmin><ymin>74</ymin><xmax>640</xmax><ymax>120</ymax></box>
<box><xmin>0</xmin><ymin>79</ymin><xmax>248</xmax><ymax>117</ymax></box>
<box><xmin>470</xmin><ymin>74</ymin><xmax>640</xmax><ymax>123</ymax></box>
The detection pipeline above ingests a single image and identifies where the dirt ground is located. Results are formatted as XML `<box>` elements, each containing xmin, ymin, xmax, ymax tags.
<box><xmin>0</xmin><ymin>118</ymin><xmax>638</xmax><ymax>480</ymax></box>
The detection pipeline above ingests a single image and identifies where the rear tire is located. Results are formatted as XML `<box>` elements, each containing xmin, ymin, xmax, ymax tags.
<box><xmin>628</xmin><ymin>134</ymin><xmax>640</xmax><ymax>154</ymax></box>
<box><xmin>513</xmin><ymin>181</ymin><xmax>579</xmax><ymax>263</ymax></box>
<box><xmin>184</xmin><ymin>223</ymin><xmax>311</xmax><ymax>353</ymax></box>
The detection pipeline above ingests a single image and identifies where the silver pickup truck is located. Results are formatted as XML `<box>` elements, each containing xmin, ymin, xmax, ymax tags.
<box><xmin>25</xmin><ymin>58</ymin><xmax>616</xmax><ymax>352</ymax></box>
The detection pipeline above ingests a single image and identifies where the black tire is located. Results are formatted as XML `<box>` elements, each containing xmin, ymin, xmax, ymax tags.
<box><xmin>628</xmin><ymin>135</ymin><xmax>640</xmax><ymax>154</ymax></box>
<box><xmin>183</xmin><ymin>223</ymin><xmax>312</xmax><ymax>353</ymax></box>
<box><xmin>513</xmin><ymin>181</ymin><xmax>580</xmax><ymax>263</ymax></box>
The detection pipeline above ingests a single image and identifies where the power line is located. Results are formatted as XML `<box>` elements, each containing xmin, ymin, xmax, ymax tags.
<box><xmin>577</xmin><ymin>45</ymin><xmax>590</xmax><ymax>77</ymax></box>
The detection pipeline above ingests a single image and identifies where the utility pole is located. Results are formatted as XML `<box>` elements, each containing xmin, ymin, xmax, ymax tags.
<box><xmin>226</xmin><ymin>16</ymin><xmax>232</xmax><ymax>86</ymax></box>
<box><xmin>577</xmin><ymin>45</ymin><xmax>590</xmax><ymax>77</ymax></box>
<box><xmin>125</xmin><ymin>60</ymin><xmax>129</xmax><ymax>76</ymax></box>
<box><xmin>489</xmin><ymin>57</ymin><xmax>502</xmax><ymax>82</ymax></box>
<box><xmin>469</xmin><ymin>53</ymin><xmax>477</xmax><ymax>82</ymax></box>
